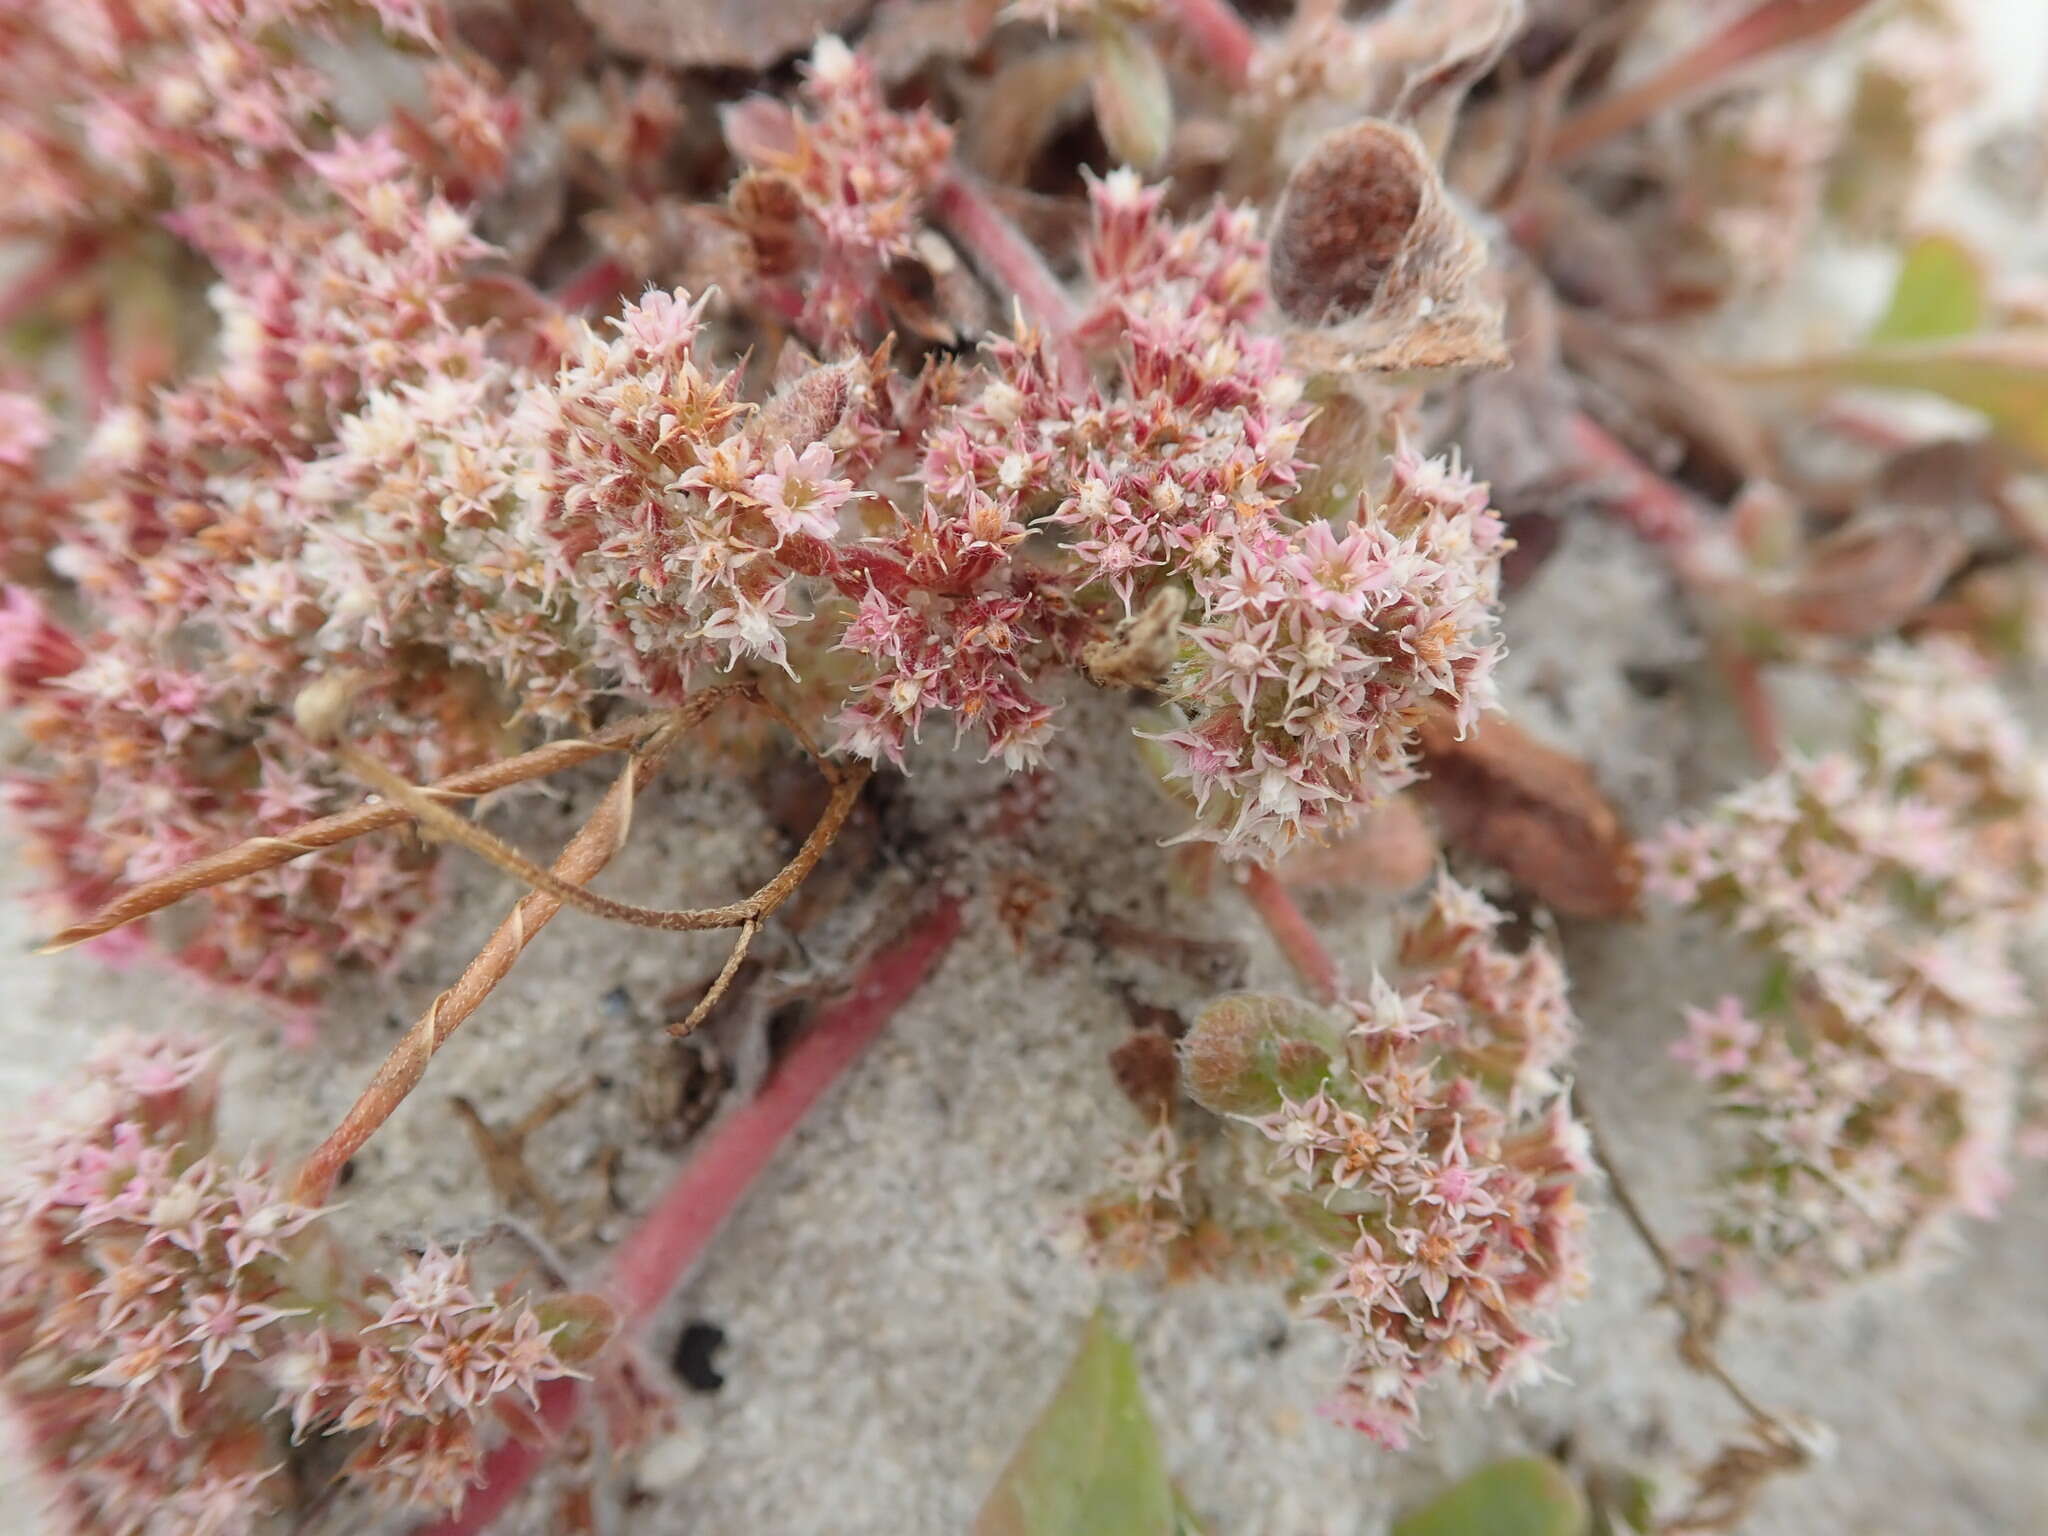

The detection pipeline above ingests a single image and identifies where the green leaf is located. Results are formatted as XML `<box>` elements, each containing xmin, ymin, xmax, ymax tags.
<box><xmin>1392</xmin><ymin>1457</ymin><xmax>1590</xmax><ymax>1536</ymax></box>
<box><xmin>1091</xmin><ymin>22</ymin><xmax>1173</xmax><ymax>176</ymax></box>
<box><xmin>1868</xmin><ymin>234</ymin><xmax>1986</xmax><ymax>345</ymax></box>
<box><xmin>975</xmin><ymin>1312</ymin><xmax>1179</xmax><ymax>1536</ymax></box>
<box><xmin>1734</xmin><ymin>332</ymin><xmax>2048</xmax><ymax>469</ymax></box>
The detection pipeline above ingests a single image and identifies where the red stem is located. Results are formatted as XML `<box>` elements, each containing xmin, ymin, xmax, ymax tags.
<box><xmin>1549</xmin><ymin>0</ymin><xmax>1879</xmax><ymax>164</ymax></box>
<box><xmin>1240</xmin><ymin>863</ymin><xmax>1343</xmax><ymax>1005</ymax></box>
<box><xmin>553</xmin><ymin>256</ymin><xmax>631</xmax><ymax>315</ymax></box>
<box><xmin>1567</xmin><ymin>413</ymin><xmax>1707</xmax><ymax>563</ymax></box>
<box><xmin>78</xmin><ymin>303</ymin><xmax>112</xmax><ymax>418</ymax></box>
<box><xmin>1567</xmin><ymin>413</ymin><xmax>1780</xmax><ymax>766</ymax></box>
<box><xmin>1165</xmin><ymin>0</ymin><xmax>1257</xmax><ymax>90</ymax></box>
<box><xmin>930</xmin><ymin>172</ymin><xmax>1086</xmax><ymax>379</ymax></box>
<box><xmin>422</xmin><ymin>901</ymin><xmax>963</xmax><ymax>1535</ymax></box>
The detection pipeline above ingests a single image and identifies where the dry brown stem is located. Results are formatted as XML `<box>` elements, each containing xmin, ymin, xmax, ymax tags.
<box><xmin>1574</xmin><ymin>1091</ymin><xmax>1818</xmax><ymax>1531</ymax></box>
<box><xmin>37</xmin><ymin>712</ymin><xmax>671</xmax><ymax>954</ymax></box>
<box><xmin>329</xmin><ymin>693</ymin><xmax>868</xmax><ymax>935</ymax></box>
<box><xmin>450</xmin><ymin>1078</ymin><xmax>594</xmax><ymax>1234</ymax></box>
<box><xmin>286</xmin><ymin>688</ymin><xmax>867</xmax><ymax>1205</ymax></box>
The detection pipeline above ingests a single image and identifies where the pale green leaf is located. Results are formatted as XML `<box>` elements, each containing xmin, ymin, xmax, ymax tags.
<box><xmin>974</xmin><ymin>1312</ymin><xmax>1179</xmax><ymax>1536</ymax></box>
<box><xmin>1392</xmin><ymin>1457</ymin><xmax>1590</xmax><ymax>1536</ymax></box>
<box><xmin>1868</xmin><ymin>233</ymin><xmax>1986</xmax><ymax>346</ymax></box>
<box><xmin>1734</xmin><ymin>333</ymin><xmax>2048</xmax><ymax>469</ymax></box>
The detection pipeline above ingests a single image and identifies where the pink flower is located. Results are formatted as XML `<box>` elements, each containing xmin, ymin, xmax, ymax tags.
<box><xmin>1672</xmin><ymin>997</ymin><xmax>1763</xmax><ymax>1081</ymax></box>
<box><xmin>748</xmin><ymin>441</ymin><xmax>860</xmax><ymax>544</ymax></box>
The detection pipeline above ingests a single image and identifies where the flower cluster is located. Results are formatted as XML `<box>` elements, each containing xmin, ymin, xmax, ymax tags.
<box><xmin>1166</xmin><ymin>878</ymin><xmax>1590</xmax><ymax>1450</ymax></box>
<box><xmin>5</xmin><ymin>32</ymin><xmax>1509</xmax><ymax>1011</ymax></box>
<box><xmin>1</xmin><ymin>1033</ymin><xmax>609</xmax><ymax>1532</ymax></box>
<box><xmin>723</xmin><ymin>38</ymin><xmax>955</xmax><ymax>347</ymax></box>
<box><xmin>1643</xmin><ymin>640</ymin><xmax>2046</xmax><ymax>1290</ymax></box>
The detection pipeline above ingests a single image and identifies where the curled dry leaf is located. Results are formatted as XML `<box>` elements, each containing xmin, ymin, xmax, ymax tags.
<box><xmin>965</xmin><ymin>45</ymin><xmax>1097</xmax><ymax>186</ymax></box>
<box><xmin>571</xmin><ymin>0</ymin><xmax>878</xmax><ymax>71</ymax></box>
<box><xmin>1415</xmin><ymin>708</ymin><xmax>1641</xmax><ymax>919</ymax></box>
<box><xmin>1373</xmin><ymin>0</ymin><xmax>1527</xmax><ymax>152</ymax></box>
<box><xmin>1765</xmin><ymin>512</ymin><xmax>1968</xmax><ymax>640</ymax></box>
<box><xmin>1267</xmin><ymin>119</ymin><xmax>1507</xmax><ymax>377</ymax></box>
<box><xmin>1082</xmin><ymin>585</ymin><xmax>1188</xmax><ymax>690</ymax></box>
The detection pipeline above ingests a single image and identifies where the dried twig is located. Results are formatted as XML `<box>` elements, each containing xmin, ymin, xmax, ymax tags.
<box><xmin>289</xmin><ymin>685</ymin><xmax>867</xmax><ymax>1205</ymax></box>
<box><xmin>328</xmin><ymin>700</ymin><xmax>868</xmax><ymax>936</ymax></box>
<box><xmin>1574</xmin><ymin>1090</ymin><xmax>1818</xmax><ymax>1531</ymax></box>
<box><xmin>37</xmin><ymin>711</ymin><xmax>675</xmax><ymax>954</ymax></box>
<box><xmin>450</xmin><ymin>1079</ymin><xmax>593</xmax><ymax>1234</ymax></box>
<box><xmin>289</xmin><ymin>718</ymin><xmax>688</xmax><ymax>1206</ymax></box>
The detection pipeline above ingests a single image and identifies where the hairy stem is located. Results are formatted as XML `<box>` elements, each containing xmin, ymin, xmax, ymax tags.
<box><xmin>423</xmin><ymin>901</ymin><xmax>963</xmax><ymax>1535</ymax></box>
<box><xmin>1240</xmin><ymin>861</ymin><xmax>1345</xmax><ymax>1005</ymax></box>
<box><xmin>931</xmin><ymin>171</ymin><xmax>1086</xmax><ymax>377</ymax></box>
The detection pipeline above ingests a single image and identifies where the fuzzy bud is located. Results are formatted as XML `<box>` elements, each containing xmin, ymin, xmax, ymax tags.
<box><xmin>1180</xmin><ymin>993</ymin><xmax>1335</xmax><ymax>1115</ymax></box>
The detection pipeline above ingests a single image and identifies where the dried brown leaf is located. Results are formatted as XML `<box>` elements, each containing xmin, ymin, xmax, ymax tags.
<box><xmin>1108</xmin><ymin>1030</ymin><xmax>1181</xmax><ymax>1118</ymax></box>
<box><xmin>1766</xmin><ymin>512</ymin><xmax>1967</xmax><ymax>639</ymax></box>
<box><xmin>1416</xmin><ymin>710</ymin><xmax>1641</xmax><ymax>919</ymax></box>
<box><xmin>1276</xmin><ymin>794</ymin><xmax>1437</xmax><ymax>897</ymax></box>
<box><xmin>571</xmin><ymin>0</ymin><xmax>877</xmax><ymax>71</ymax></box>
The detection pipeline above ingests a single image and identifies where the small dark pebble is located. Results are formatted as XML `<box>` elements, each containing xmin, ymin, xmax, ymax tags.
<box><xmin>672</xmin><ymin>1320</ymin><xmax>728</xmax><ymax>1393</ymax></box>
<box><xmin>1624</xmin><ymin>664</ymin><xmax>1677</xmax><ymax>700</ymax></box>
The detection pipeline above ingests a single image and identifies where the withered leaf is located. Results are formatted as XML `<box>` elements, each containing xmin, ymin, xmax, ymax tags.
<box><xmin>571</xmin><ymin>0</ymin><xmax>876</xmax><ymax>71</ymax></box>
<box><xmin>1415</xmin><ymin>710</ymin><xmax>1640</xmax><ymax>919</ymax></box>
<box><xmin>1108</xmin><ymin>1030</ymin><xmax>1180</xmax><ymax>1119</ymax></box>
<box><xmin>1277</xmin><ymin>794</ymin><xmax>1437</xmax><ymax>897</ymax></box>
<box><xmin>1766</xmin><ymin>512</ymin><xmax>1967</xmax><ymax>640</ymax></box>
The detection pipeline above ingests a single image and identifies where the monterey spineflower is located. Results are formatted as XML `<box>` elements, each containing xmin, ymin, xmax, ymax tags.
<box><xmin>1091</xmin><ymin>878</ymin><xmax>1590</xmax><ymax>1450</ymax></box>
<box><xmin>1643</xmin><ymin>640</ymin><xmax>2048</xmax><ymax>1290</ymax></box>
<box><xmin>0</xmin><ymin>1034</ymin><xmax>612</xmax><ymax>1532</ymax></box>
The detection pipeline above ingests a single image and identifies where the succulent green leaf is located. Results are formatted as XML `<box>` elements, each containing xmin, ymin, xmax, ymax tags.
<box><xmin>1391</xmin><ymin>1457</ymin><xmax>1590</xmax><ymax>1536</ymax></box>
<box><xmin>1091</xmin><ymin>22</ymin><xmax>1174</xmax><ymax>176</ymax></box>
<box><xmin>974</xmin><ymin>1312</ymin><xmax>1179</xmax><ymax>1536</ymax></box>
<box><xmin>1868</xmin><ymin>234</ymin><xmax>1986</xmax><ymax>346</ymax></box>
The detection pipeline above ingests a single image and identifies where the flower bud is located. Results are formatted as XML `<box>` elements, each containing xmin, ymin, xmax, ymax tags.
<box><xmin>1180</xmin><ymin>993</ymin><xmax>1334</xmax><ymax>1115</ymax></box>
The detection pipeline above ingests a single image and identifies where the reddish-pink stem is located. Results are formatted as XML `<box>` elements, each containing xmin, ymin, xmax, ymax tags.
<box><xmin>1549</xmin><ymin>0</ymin><xmax>1878</xmax><ymax>164</ymax></box>
<box><xmin>423</xmin><ymin>901</ymin><xmax>963</xmax><ymax>1535</ymax></box>
<box><xmin>0</xmin><ymin>236</ymin><xmax>99</xmax><ymax>332</ymax></box>
<box><xmin>931</xmin><ymin>172</ymin><xmax>1086</xmax><ymax>378</ymax></box>
<box><xmin>1165</xmin><ymin>0</ymin><xmax>1257</xmax><ymax>90</ymax></box>
<box><xmin>78</xmin><ymin>303</ymin><xmax>112</xmax><ymax>418</ymax></box>
<box><xmin>1241</xmin><ymin>863</ymin><xmax>1343</xmax><ymax>1005</ymax></box>
<box><xmin>1568</xmin><ymin>413</ymin><xmax>1780</xmax><ymax>766</ymax></box>
<box><xmin>1568</xmin><ymin>413</ymin><xmax>1707</xmax><ymax>558</ymax></box>
<box><xmin>553</xmin><ymin>255</ymin><xmax>631</xmax><ymax>315</ymax></box>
